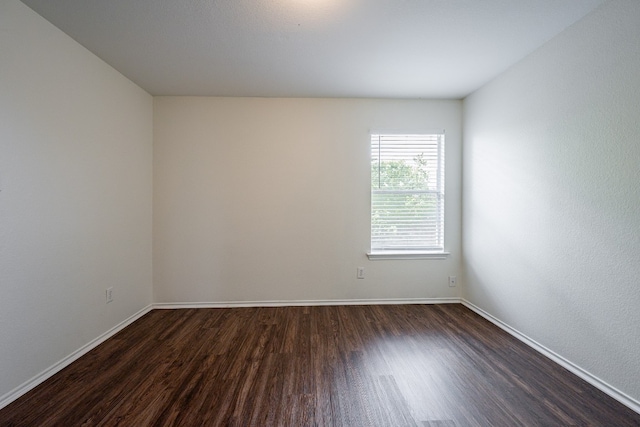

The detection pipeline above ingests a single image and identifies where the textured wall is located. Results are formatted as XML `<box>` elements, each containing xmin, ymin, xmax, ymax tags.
<box><xmin>0</xmin><ymin>0</ymin><xmax>153</xmax><ymax>400</ymax></box>
<box><xmin>463</xmin><ymin>0</ymin><xmax>640</xmax><ymax>403</ymax></box>
<box><xmin>153</xmin><ymin>97</ymin><xmax>462</xmax><ymax>303</ymax></box>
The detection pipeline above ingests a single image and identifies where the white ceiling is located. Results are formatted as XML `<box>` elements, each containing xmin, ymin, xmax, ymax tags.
<box><xmin>20</xmin><ymin>0</ymin><xmax>606</xmax><ymax>98</ymax></box>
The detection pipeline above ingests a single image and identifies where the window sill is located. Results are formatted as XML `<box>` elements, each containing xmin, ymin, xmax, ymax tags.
<box><xmin>366</xmin><ymin>251</ymin><xmax>450</xmax><ymax>260</ymax></box>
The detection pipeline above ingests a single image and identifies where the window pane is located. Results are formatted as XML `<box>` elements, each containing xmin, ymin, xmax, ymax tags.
<box><xmin>371</xmin><ymin>133</ymin><xmax>444</xmax><ymax>252</ymax></box>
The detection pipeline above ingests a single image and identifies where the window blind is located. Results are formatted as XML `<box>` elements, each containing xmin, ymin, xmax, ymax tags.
<box><xmin>371</xmin><ymin>133</ymin><xmax>445</xmax><ymax>252</ymax></box>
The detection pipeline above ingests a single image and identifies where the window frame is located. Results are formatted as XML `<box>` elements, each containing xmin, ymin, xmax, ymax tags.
<box><xmin>367</xmin><ymin>131</ymin><xmax>449</xmax><ymax>260</ymax></box>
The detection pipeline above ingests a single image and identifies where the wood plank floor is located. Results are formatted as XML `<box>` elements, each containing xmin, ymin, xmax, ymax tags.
<box><xmin>1</xmin><ymin>304</ymin><xmax>638</xmax><ymax>426</ymax></box>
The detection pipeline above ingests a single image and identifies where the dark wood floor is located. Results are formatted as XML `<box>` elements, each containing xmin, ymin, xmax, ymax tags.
<box><xmin>1</xmin><ymin>304</ymin><xmax>638</xmax><ymax>426</ymax></box>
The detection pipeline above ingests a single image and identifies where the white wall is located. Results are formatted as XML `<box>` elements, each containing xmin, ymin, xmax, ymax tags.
<box><xmin>0</xmin><ymin>0</ymin><xmax>153</xmax><ymax>401</ymax></box>
<box><xmin>463</xmin><ymin>0</ymin><xmax>640</xmax><ymax>404</ymax></box>
<box><xmin>154</xmin><ymin>97</ymin><xmax>461</xmax><ymax>303</ymax></box>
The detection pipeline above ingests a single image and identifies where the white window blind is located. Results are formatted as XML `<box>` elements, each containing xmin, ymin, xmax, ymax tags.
<box><xmin>371</xmin><ymin>133</ymin><xmax>445</xmax><ymax>253</ymax></box>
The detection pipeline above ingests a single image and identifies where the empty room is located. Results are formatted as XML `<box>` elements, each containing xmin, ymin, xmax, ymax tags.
<box><xmin>1</xmin><ymin>0</ymin><xmax>639</xmax><ymax>425</ymax></box>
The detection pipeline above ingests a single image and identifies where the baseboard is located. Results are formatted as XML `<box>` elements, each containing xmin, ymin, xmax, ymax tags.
<box><xmin>153</xmin><ymin>297</ymin><xmax>462</xmax><ymax>309</ymax></box>
<box><xmin>0</xmin><ymin>304</ymin><xmax>153</xmax><ymax>411</ymax></box>
<box><xmin>6</xmin><ymin>299</ymin><xmax>636</xmax><ymax>416</ymax></box>
<box><xmin>0</xmin><ymin>297</ymin><xmax>457</xmax><ymax>410</ymax></box>
<box><xmin>461</xmin><ymin>300</ymin><xmax>640</xmax><ymax>415</ymax></box>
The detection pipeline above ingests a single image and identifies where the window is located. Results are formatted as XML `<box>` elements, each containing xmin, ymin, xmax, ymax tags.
<box><xmin>369</xmin><ymin>132</ymin><xmax>446</xmax><ymax>259</ymax></box>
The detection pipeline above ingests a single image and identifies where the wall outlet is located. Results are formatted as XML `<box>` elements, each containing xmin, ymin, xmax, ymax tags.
<box><xmin>357</xmin><ymin>267</ymin><xmax>365</xmax><ymax>279</ymax></box>
<box><xmin>448</xmin><ymin>276</ymin><xmax>457</xmax><ymax>287</ymax></box>
<box><xmin>106</xmin><ymin>287</ymin><xmax>114</xmax><ymax>303</ymax></box>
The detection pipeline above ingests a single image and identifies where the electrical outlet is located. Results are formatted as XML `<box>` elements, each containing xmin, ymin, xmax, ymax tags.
<box><xmin>106</xmin><ymin>287</ymin><xmax>113</xmax><ymax>303</ymax></box>
<box><xmin>448</xmin><ymin>276</ymin><xmax>457</xmax><ymax>287</ymax></box>
<box><xmin>357</xmin><ymin>267</ymin><xmax>365</xmax><ymax>279</ymax></box>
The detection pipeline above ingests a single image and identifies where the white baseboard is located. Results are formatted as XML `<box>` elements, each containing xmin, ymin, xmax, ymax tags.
<box><xmin>3</xmin><ymin>299</ymin><xmax>637</xmax><ymax>417</ymax></box>
<box><xmin>152</xmin><ymin>297</ymin><xmax>462</xmax><ymax>310</ymax></box>
<box><xmin>0</xmin><ymin>298</ymin><xmax>456</xmax><ymax>410</ymax></box>
<box><xmin>461</xmin><ymin>300</ymin><xmax>640</xmax><ymax>415</ymax></box>
<box><xmin>0</xmin><ymin>304</ymin><xmax>153</xmax><ymax>411</ymax></box>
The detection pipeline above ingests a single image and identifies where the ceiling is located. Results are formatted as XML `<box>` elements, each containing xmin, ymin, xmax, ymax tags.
<box><xmin>20</xmin><ymin>0</ymin><xmax>606</xmax><ymax>99</ymax></box>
